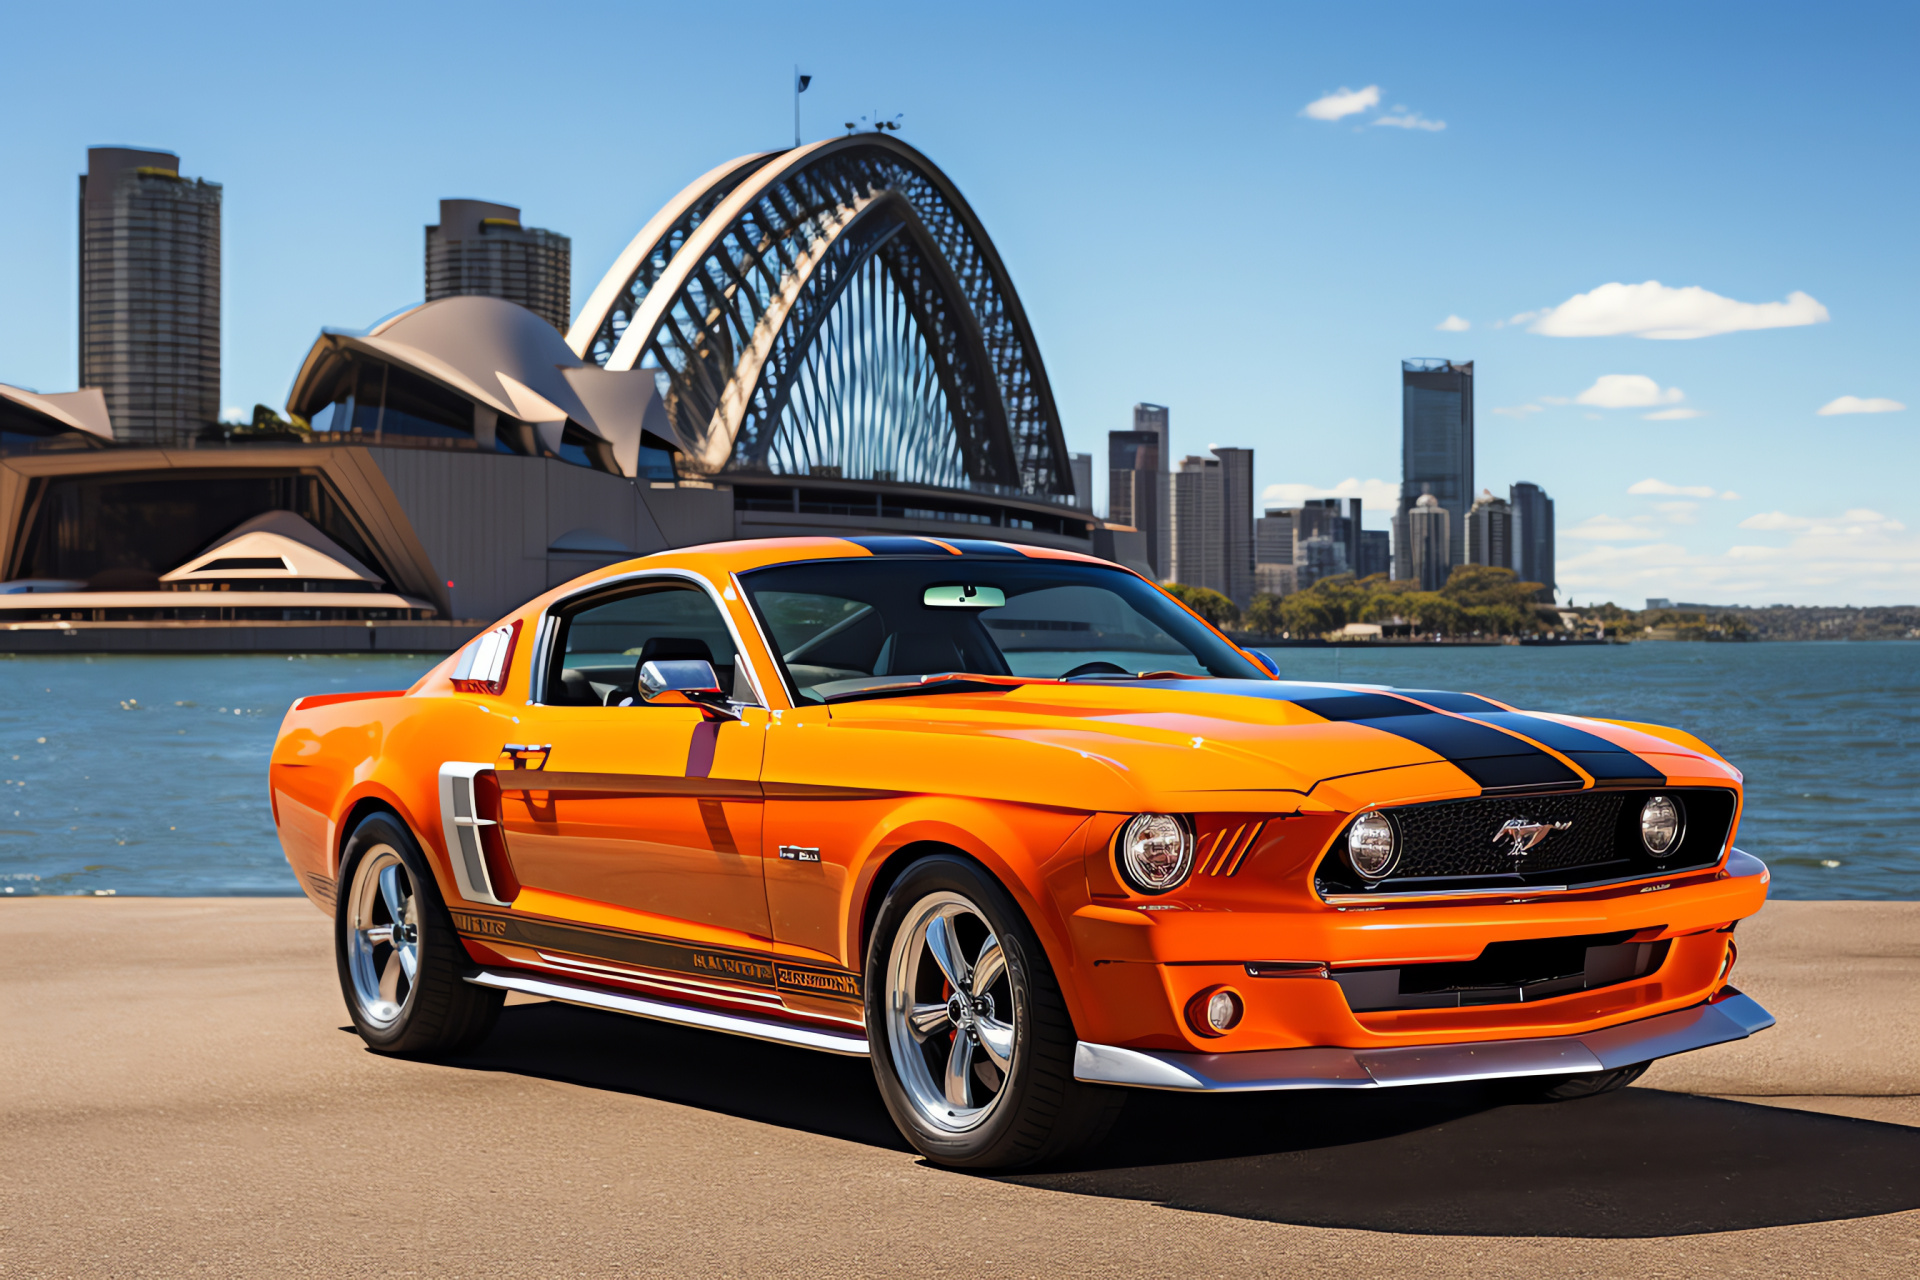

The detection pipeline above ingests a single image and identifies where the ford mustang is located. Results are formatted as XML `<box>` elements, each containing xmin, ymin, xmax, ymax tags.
<box><xmin>269</xmin><ymin>536</ymin><xmax>1772</xmax><ymax>1169</ymax></box>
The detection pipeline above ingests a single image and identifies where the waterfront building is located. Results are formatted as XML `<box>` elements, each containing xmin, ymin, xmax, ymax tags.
<box><xmin>78</xmin><ymin>147</ymin><xmax>221</xmax><ymax>445</ymax></box>
<box><xmin>1254</xmin><ymin>562</ymin><xmax>1297</xmax><ymax>598</ymax></box>
<box><xmin>1464</xmin><ymin>488</ymin><xmax>1514</xmax><ymax>569</ymax></box>
<box><xmin>1510</xmin><ymin>481</ymin><xmax>1556</xmax><ymax>595</ymax></box>
<box><xmin>1169</xmin><ymin>447</ymin><xmax>1254</xmax><ymax>606</ymax></box>
<box><xmin>6</xmin><ymin>137</ymin><xmax>1131</xmax><ymax>649</ymax></box>
<box><xmin>1107</xmin><ymin>430</ymin><xmax>1162</xmax><ymax>574</ymax></box>
<box><xmin>1396</xmin><ymin>358</ymin><xmax>1473</xmax><ymax>579</ymax></box>
<box><xmin>1108</xmin><ymin>404</ymin><xmax>1169</xmax><ymax>576</ymax></box>
<box><xmin>1359</xmin><ymin>528</ymin><xmax>1391</xmax><ymax>579</ymax></box>
<box><xmin>426</xmin><ymin>200</ymin><xmax>572</xmax><ymax>333</ymax></box>
<box><xmin>1304</xmin><ymin>497</ymin><xmax>1362</xmax><ymax>578</ymax></box>
<box><xmin>1068</xmin><ymin>452</ymin><xmax>1093</xmax><ymax>511</ymax></box>
<box><xmin>1</xmin><ymin>383</ymin><xmax>114</xmax><ymax>457</ymax></box>
<box><xmin>1407</xmin><ymin>491</ymin><xmax>1451</xmax><ymax>591</ymax></box>
<box><xmin>1255</xmin><ymin>507</ymin><xmax>1295</xmax><ymax>598</ymax></box>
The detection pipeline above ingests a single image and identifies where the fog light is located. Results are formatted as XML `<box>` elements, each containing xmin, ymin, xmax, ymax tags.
<box><xmin>1640</xmin><ymin>795</ymin><xmax>1683</xmax><ymax>856</ymax></box>
<box><xmin>1118</xmin><ymin>813</ymin><xmax>1194</xmax><ymax>894</ymax></box>
<box><xmin>1186</xmin><ymin>985</ymin><xmax>1244</xmax><ymax>1037</ymax></box>
<box><xmin>1346</xmin><ymin>811</ymin><xmax>1398</xmax><ymax>879</ymax></box>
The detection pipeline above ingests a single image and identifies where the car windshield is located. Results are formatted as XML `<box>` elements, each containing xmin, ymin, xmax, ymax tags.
<box><xmin>740</xmin><ymin>556</ymin><xmax>1265</xmax><ymax>704</ymax></box>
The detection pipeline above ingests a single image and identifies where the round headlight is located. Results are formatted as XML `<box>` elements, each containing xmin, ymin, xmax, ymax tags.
<box><xmin>1640</xmin><ymin>795</ymin><xmax>1683</xmax><ymax>856</ymax></box>
<box><xmin>1118</xmin><ymin>813</ymin><xmax>1193</xmax><ymax>894</ymax></box>
<box><xmin>1346</xmin><ymin>811</ymin><xmax>1398</xmax><ymax>880</ymax></box>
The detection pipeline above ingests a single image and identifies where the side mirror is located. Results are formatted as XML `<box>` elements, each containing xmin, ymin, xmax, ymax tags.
<box><xmin>636</xmin><ymin>659</ymin><xmax>740</xmax><ymax>721</ymax></box>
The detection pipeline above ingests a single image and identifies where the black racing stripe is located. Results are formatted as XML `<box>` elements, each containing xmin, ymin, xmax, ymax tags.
<box><xmin>931</xmin><ymin>538</ymin><xmax>1026</xmax><ymax>557</ymax></box>
<box><xmin>844</xmin><ymin>536</ymin><xmax>956</xmax><ymax>556</ymax></box>
<box><xmin>1447</xmin><ymin>711</ymin><xmax>1668</xmax><ymax>782</ymax></box>
<box><xmin>1290</xmin><ymin>694</ymin><xmax>1583</xmax><ymax>791</ymax></box>
<box><xmin>1113</xmin><ymin>680</ymin><xmax>1589</xmax><ymax>792</ymax></box>
<box><xmin>1394</xmin><ymin>688</ymin><xmax>1507</xmax><ymax>713</ymax></box>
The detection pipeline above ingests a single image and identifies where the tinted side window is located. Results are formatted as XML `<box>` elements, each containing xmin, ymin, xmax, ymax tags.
<box><xmin>546</xmin><ymin>584</ymin><xmax>742</xmax><ymax>706</ymax></box>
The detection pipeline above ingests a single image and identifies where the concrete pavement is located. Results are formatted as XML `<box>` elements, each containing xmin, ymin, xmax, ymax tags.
<box><xmin>0</xmin><ymin>898</ymin><xmax>1915</xmax><ymax>1277</ymax></box>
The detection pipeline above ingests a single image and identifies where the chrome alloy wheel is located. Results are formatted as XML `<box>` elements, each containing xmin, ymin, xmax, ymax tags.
<box><xmin>885</xmin><ymin>891</ymin><xmax>1018</xmax><ymax>1133</ymax></box>
<box><xmin>344</xmin><ymin>844</ymin><xmax>422</xmax><ymax>1030</ymax></box>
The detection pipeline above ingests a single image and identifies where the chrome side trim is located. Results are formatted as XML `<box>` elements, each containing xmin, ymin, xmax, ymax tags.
<box><xmin>464</xmin><ymin>967</ymin><xmax>871</xmax><ymax>1056</ymax></box>
<box><xmin>1072</xmin><ymin>991</ymin><xmax>1774</xmax><ymax>1092</ymax></box>
<box><xmin>437</xmin><ymin>762</ymin><xmax>508</xmax><ymax>906</ymax></box>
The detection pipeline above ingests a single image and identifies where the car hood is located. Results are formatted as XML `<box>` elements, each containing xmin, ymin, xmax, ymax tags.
<box><xmin>812</xmin><ymin>677</ymin><xmax>1740</xmax><ymax>814</ymax></box>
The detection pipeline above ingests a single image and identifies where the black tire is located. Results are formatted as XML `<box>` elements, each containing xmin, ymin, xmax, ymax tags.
<box><xmin>334</xmin><ymin>810</ymin><xmax>503</xmax><ymax>1056</ymax></box>
<box><xmin>864</xmin><ymin>853</ymin><xmax>1123</xmax><ymax>1170</ymax></box>
<box><xmin>1520</xmin><ymin>1060</ymin><xmax>1651</xmax><ymax>1101</ymax></box>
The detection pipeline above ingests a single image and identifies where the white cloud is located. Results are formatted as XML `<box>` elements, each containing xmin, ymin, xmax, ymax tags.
<box><xmin>1644</xmin><ymin>407</ymin><xmax>1705</xmax><ymax>420</ymax></box>
<box><xmin>1721</xmin><ymin>491</ymin><xmax>1741</xmax><ymax>501</ymax></box>
<box><xmin>1565</xmin><ymin>514</ymin><xmax>1662</xmax><ymax>541</ymax></box>
<box><xmin>1375</xmin><ymin>110</ymin><xmax>1445</xmax><ymax>131</ymax></box>
<box><xmin>1260</xmin><ymin>477</ymin><xmax>1399</xmax><ymax>511</ymax></box>
<box><xmin>1575</xmin><ymin>374</ymin><xmax>1685</xmax><ymax>408</ymax></box>
<box><xmin>1490</xmin><ymin>403</ymin><xmax>1543</xmax><ymax>418</ymax></box>
<box><xmin>1739</xmin><ymin>508</ymin><xmax>1904</xmax><ymax>535</ymax></box>
<box><xmin>1528</xmin><ymin>280</ymin><xmax>1830</xmax><ymax>340</ymax></box>
<box><xmin>1816</xmin><ymin>395</ymin><xmax>1905</xmax><ymax>416</ymax></box>
<box><xmin>1559</xmin><ymin>507</ymin><xmax>1920</xmax><ymax>606</ymax></box>
<box><xmin>1628</xmin><ymin>478</ymin><xmax>1719</xmax><ymax>498</ymax></box>
<box><xmin>1435</xmin><ymin>314</ymin><xmax>1470</xmax><ymax>332</ymax></box>
<box><xmin>1301</xmin><ymin>85</ymin><xmax>1380</xmax><ymax>121</ymax></box>
<box><xmin>221</xmin><ymin>405</ymin><xmax>245</xmax><ymax>422</ymax></box>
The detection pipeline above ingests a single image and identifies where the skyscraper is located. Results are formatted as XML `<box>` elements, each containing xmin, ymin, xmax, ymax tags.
<box><xmin>1510</xmin><ymin>481</ymin><xmax>1557</xmax><ymax>596</ymax></box>
<box><xmin>1407</xmin><ymin>492</ymin><xmax>1451</xmax><ymax>591</ymax></box>
<box><xmin>1213</xmin><ymin>447</ymin><xmax>1255</xmax><ymax>607</ymax></box>
<box><xmin>1122</xmin><ymin>403</ymin><xmax>1171</xmax><ymax>577</ymax></box>
<box><xmin>1255</xmin><ymin>508</ymin><xmax>1296</xmax><ymax>598</ymax></box>
<box><xmin>1304</xmin><ymin>497</ymin><xmax>1362</xmax><ymax>575</ymax></box>
<box><xmin>1358</xmin><ymin>529</ymin><xmax>1391</xmax><ymax>579</ymax></box>
<box><xmin>426</xmin><ymin>200</ymin><xmax>572</xmax><ymax>332</ymax></box>
<box><xmin>1107</xmin><ymin>429</ymin><xmax>1163</xmax><ymax>577</ymax></box>
<box><xmin>1464</xmin><ymin>489</ymin><xmax>1514</xmax><ymax>569</ymax></box>
<box><xmin>1169</xmin><ymin>447</ymin><xmax>1255</xmax><ymax>606</ymax></box>
<box><xmin>1397</xmin><ymin>358</ymin><xmax>1474</xmax><ymax>579</ymax></box>
<box><xmin>78</xmin><ymin>147</ymin><xmax>222</xmax><ymax>445</ymax></box>
<box><xmin>1068</xmin><ymin>452</ymin><xmax>1093</xmax><ymax>511</ymax></box>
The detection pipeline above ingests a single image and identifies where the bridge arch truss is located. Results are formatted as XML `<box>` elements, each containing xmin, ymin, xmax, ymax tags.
<box><xmin>567</xmin><ymin>137</ymin><xmax>1074</xmax><ymax>498</ymax></box>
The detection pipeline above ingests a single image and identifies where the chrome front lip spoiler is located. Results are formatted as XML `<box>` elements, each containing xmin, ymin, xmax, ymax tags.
<box><xmin>464</xmin><ymin>968</ymin><xmax>871</xmax><ymax>1057</ymax></box>
<box><xmin>1073</xmin><ymin>990</ymin><xmax>1774</xmax><ymax>1092</ymax></box>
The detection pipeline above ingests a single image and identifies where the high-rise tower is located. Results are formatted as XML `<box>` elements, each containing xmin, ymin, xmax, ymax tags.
<box><xmin>426</xmin><ymin>200</ymin><xmax>572</xmax><ymax>333</ymax></box>
<box><xmin>1510</xmin><ymin>481</ymin><xmax>1556</xmax><ymax>597</ymax></box>
<box><xmin>1396</xmin><ymin>359</ymin><xmax>1473</xmax><ymax>579</ymax></box>
<box><xmin>1109</xmin><ymin>403</ymin><xmax>1170</xmax><ymax>577</ymax></box>
<box><xmin>78</xmin><ymin>147</ymin><xmax>222</xmax><ymax>444</ymax></box>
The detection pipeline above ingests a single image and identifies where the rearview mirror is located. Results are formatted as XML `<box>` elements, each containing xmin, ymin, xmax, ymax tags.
<box><xmin>636</xmin><ymin>659</ymin><xmax>739</xmax><ymax>721</ymax></box>
<box><xmin>924</xmin><ymin>584</ymin><xmax>1005</xmax><ymax>609</ymax></box>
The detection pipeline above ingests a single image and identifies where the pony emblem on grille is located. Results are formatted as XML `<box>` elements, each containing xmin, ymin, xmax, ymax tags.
<box><xmin>1492</xmin><ymin>817</ymin><xmax>1573</xmax><ymax>857</ymax></box>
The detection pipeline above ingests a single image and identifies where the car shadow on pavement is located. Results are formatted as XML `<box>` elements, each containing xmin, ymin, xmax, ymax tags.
<box><xmin>432</xmin><ymin>999</ymin><xmax>911</xmax><ymax>1150</ymax></box>
<box><xmin>1006</xmin><ymin>1083</ymin><xmax>1920</xmax><ymax>1237</ymax></box>
<box><xmin>431</xmin><ymin>1002</ymin><xmax>1920</xmax><ymax>1238</ymax></box>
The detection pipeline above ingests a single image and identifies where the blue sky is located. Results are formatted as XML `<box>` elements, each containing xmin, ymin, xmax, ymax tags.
<box><xmin>2</xmin><ymin>1</ymin><xmax>1914</xmax><ymax>605</ymax></box>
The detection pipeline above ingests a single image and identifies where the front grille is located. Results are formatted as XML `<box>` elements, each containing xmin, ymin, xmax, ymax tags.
<box><xmin>1315</xmin><ymin>787</ymin><xmax>1736</xmax><ymax>897</ymax></box>
<box><xmin>1332</xmin><ymin>931</ymin><xmax>1672</xmax><ymax>1012</ymax></box>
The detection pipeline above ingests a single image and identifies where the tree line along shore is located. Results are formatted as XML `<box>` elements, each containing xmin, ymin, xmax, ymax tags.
<box><xmin>1163</xmin><ymin>567</ymin><xmax>1920</xmax><ymax>643</ymax></box>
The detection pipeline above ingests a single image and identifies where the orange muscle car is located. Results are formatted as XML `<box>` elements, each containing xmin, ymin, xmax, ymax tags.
<box><xmin>271</xmin><ymin>536</ymin><xmax>1772</xmax><ymax>1168</ymax></box>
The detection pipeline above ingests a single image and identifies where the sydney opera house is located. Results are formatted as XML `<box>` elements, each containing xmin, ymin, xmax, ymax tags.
<box><xmin>1</xmin><ymin>136</ymin><xmax>1134</xmax><ymax>651</ymax></box>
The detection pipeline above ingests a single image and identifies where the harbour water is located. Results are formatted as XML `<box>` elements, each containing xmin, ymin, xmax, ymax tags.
<box><xmin>0</xmin><ymin>643</ymin><xmax>1914</xmax><ymax>900</ymax></box>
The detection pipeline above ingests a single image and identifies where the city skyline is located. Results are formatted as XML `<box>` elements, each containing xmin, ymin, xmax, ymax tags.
<box><xmin>1</xmin><ymin>1</ymin><xmax>1914</xmax><ymax>604</ymax></box>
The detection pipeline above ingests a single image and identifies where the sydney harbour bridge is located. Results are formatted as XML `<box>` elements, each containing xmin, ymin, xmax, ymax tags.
<box><xmin>563</xmin><ymin>135</ymin><xmax>1076</xmax><ymax>503</ymax></box>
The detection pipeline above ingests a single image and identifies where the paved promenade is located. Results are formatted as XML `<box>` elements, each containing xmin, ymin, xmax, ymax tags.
<box><xmin>1</xmin><ymin>898</ymin><xmax>1915</xmax><ymax>1277</ymax></box>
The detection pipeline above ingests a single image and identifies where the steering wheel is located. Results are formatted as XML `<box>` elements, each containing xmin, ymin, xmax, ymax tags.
<box><xmin>1060</xmin><ymin>661</ymin><xmax>1129</xmax><ymax>680</ymax></box>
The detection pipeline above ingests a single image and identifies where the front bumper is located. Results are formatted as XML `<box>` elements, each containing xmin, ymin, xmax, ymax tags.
<box><xmin>1073</xmin><ymin>989</ymin><xmax>1773</xmax><ymax>1092</ymax></box>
